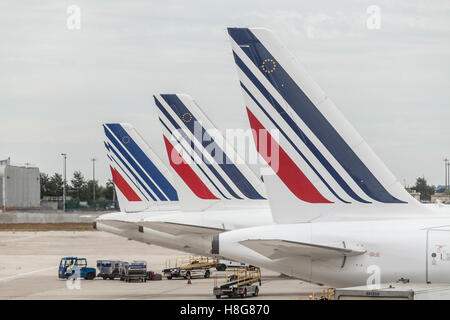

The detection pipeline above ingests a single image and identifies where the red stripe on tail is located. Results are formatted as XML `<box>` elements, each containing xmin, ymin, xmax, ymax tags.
<box><xmin>246</xmin><ymin>107</ymin><xmax>332</xmax><ymax>203</ymax></box>
<box><xmin>163</xmin><ymin>136</ymin><xmax>218</xmax><ymax>200</ymax></box>
<box><xmin>110</xmin><ymin>166</ymin><xmax>142</xmax><ymax>201</ymax></box>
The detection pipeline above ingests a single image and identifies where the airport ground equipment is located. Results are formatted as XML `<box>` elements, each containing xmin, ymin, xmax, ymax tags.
<box><xmin>146</xmin><ymin>271</ymin><xmax>163</xmax><ymax>281</ymax></box>
<box><xmin>215</xmin><ymin>260</ymin><xmax>249</xmax><ymax>271</ymax></box>
<box><xmin>163</xmin><ymin>256</ymin><xmax>216</xmax><ymax>279</ymax></box>
<box><xmin>334</xmin><ymin>283</ymin><xmax>450</xmax><ymax>300</ymax></box>
<box><xmin>213</xmin><ymin>267</ymin><xmax>261</xmax><ymax>299</ymax></box>
<box><xmin>308</xmin><ymin>288</ymin><xmax>335</xmax><ymax>300</ymax></box>
<box><xmin>96</xmin><ymin>260</ymin><xmax>121</xmax><ymax>280</ymax></box>
<box><xmin>58</xmin><ymin>257</ymin><xmax>96</xmax><ymax>280</ymax></box>
<box><xmin>119</xmin><ymin>261</ymin><xmax>147</xmax><ymax>282</ymax></box>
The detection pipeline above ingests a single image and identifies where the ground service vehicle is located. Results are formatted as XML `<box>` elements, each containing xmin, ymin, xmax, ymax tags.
<box><xmin>216</xmin><ymin>260</ymin><xmax>250</xmax><ymax>271</ymax></box>
<box><xmin>146</xmin><ymin>271</ymin><xmax>163</xmax><ymax>281</ymax></box>
<box><xmin>58</xmin><ymin>257</ymin><xmax>96</xmax><ymax>280</ymax></box>
<box><xmin>334</xmin><ymin>283</ymin><xmax>450</xmax><ymax>300</ymax></box>
<box><xmin>163</xmin><ymin>256</ymin><xmax>215</xmax><ymax>279</ymax></box>
<box><xmin>213</xmin><ymin>267</ymin><xmax>261</xmax><ymax>299</ymax></box>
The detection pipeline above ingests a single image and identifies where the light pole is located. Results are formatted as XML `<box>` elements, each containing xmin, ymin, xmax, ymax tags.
<box><xmin>91</xmin><ymin>158</ymin><xmax>96</xmax><ymax>204</ymax></box>
<box><xmin>447</xmin><ymin>161</ymin><xmax>450</xmax><ymax>193</ymax></box>
<box><xmin>112</xmin><ymin>180</ymin><xmax>116</xmax><ymax>206</ymax></box>
<box><xmin>61</xmin><ymin>153</ymin><xmax>67</xmax><ymax>212</ymax></box>
<box><xmin>445</xmin><ymin>158</ymin><xmax>449</xmax><ymax>193</ymax></box>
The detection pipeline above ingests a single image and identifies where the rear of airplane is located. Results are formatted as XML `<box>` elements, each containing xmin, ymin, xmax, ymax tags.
<box><xmin>103</xmin><ymin>123</ymin><xmax>178</xmax><ymax>212</ymax></box>
<box><xmin>227</xmin><ymin>27</ymin><xmax>422</xmax><ymax>222</ymax></box>
<box><xmin>153</xmin><ymin>93</ymin><xmax>267</xmax><ymax>211</ymax></box>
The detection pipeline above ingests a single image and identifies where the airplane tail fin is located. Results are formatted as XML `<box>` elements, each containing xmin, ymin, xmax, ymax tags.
<box><xmin>153</xmin><ymin>93</ymin><xmax>266</xmax><ymax>211</ymax></box>
<box><xmin>103</xmin><ymin>123</ymin><xmax>178</xmax><ymax>213</ymax></box>
<box><xmin>227</xmin><ymin>27</ymin><xmax>421</xmax><ymax>222</ymax></box>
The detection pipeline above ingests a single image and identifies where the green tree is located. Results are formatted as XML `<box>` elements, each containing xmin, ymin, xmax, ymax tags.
<box><xmin>47</xmin><ymin>173</ymin><xmax>64</xmax><ymax>196</ymax></box>
<box><xmin>413</xmin><ymin>177</ymin><xmax>435</xmax><ymax>201</ymax></box>
<box><xmin>95</xmin><ymin>178</ymin><xmax>114</xmax><ymax>201</ymax></box>
<box><xmin>85</xmin><ymin>180</ymin><xmax>102</xmax><ymax>201</ymax></box>
<box><xmin>40</xmin><ymin>171</ymin><xmax>116</xmax><ymax>203</ymax></box>
<box><xmin>101</xmin><ymin>179</ymin><xmax>115</xmax><ymax>201</ymax></box>
<box><xmin>70</xmin><ymin>171</ymin><xmax>87</xmax><ymax>200</ymax></box>
<box><xmin>39</xmin><ymin>173</ymin><xmax>50</xmax><ymax>198</ymax></box>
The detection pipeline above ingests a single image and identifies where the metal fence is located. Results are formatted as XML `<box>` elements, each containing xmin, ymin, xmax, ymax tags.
<box><xmin>65</xmin><ymin>200</ymin><xmax>119</xmax><ymax>211</ymax></box>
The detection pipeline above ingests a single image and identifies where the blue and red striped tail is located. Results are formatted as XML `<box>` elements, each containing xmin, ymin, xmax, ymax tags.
<box><xmin>153</xmin><ymin>93</ymin><xmax>267</xmax><ymax>211</ymax></box>
<box><xmin>228</xmin><ymin>27</ymin><xmax>421</xmax><ymax>222</ymax></box>
<box><xmin>103</xmin><ymin>123</ymin><xmax>178</xmax><ymax>213</ymax></box>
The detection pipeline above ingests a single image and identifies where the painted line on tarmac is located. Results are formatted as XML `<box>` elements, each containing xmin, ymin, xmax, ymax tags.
<box><xmin>0</xmin><ymin>234</ymin><xmax>41</xmax><ymax>243</ymax></box>
<box><xmin>0</xmin><ymin>267</ymin><xmax>54</xmax><ymax>282</ymax></box>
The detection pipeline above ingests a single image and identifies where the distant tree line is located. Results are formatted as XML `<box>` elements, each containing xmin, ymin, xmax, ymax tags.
<box><xmin>40</xmin><ymin>171</ymin><xmax>115</xmax><ymax>201</ymax></box>
<box><xmin>37</xmin><ymin>173</ymin><xmax>440</xmax><ymax>203</ymax></box>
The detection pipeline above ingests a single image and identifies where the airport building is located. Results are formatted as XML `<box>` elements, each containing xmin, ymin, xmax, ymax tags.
<box><xmin>431</xmin><ymin>193</ymin><xmax>450</xmax><ymax>203</ymax></box>
<box><xmin>0</xmin><ymin>158</ymin><xmax>40</xmax><ymax>211</ymax></box>
<box><xmin>406</xmin><ymin>189</ymin><xmax>421</xmax><ymax>201</ymax></box>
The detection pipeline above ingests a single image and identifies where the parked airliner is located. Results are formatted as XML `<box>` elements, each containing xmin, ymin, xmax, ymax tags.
<box><xmin>96</xmin><ymin>94</ymin><xmax>273</xmax><ymax>256</ymax></box>
<box><xmin>209</xmin><ymin>27</ymin><xmax>450</xmax><ymax>287</ymax></box>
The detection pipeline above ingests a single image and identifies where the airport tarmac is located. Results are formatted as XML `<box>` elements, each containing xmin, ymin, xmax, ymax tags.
<box><xmin>0</xmin><ymin>230</ymin><xmax>325</xmax><ymax>300</ymax></box>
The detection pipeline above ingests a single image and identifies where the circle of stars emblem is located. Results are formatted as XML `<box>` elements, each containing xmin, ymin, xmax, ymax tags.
<box><xmin>122</xmin><ymin>136</ymin><xmax>130</xmax><ymax>144</ymax></box>
<box><xmin>261</xmin><ymin>58</ymin><xmax>277</xmax><ymax>73</ymax></box>
<box><xmin>182</xmin><ymin>112</ymin><xmax>193</xmax><ymax>123</ymax></box>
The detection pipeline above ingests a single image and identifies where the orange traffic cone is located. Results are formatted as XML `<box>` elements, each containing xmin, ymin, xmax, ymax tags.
<box><xmin>308</xmin><ymin>292</ymin><xmax>313</xmax><ymax>300</ymax></box>
<box><xmin>187</xmin><ymin>274</ymin><xmax>192</xmax><ymax>284</ymax></box>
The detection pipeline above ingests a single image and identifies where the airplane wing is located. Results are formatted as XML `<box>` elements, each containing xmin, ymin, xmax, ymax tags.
<box><xmin>97</xmin><ymin>219</ymin><xmax>138</xmax><ymax>231</ymax></box>
<box><xmin>239</xmin><ymin>239</ymin><xmax>366</xmax><ymax>260</ymax></box>
<box><xmin>139</xmin><ymin>221</ymin><xmax>226</xmax><ymax>236</ymax></box>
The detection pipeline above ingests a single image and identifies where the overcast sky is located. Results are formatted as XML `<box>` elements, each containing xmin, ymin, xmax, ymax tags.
<box><xmin>1</xmin><ymin>0</ymin><xmax>449</xmax><ymax>188</ymax></box>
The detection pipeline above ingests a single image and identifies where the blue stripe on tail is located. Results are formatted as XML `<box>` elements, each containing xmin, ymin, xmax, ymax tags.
<box><xmin>105</xmin><ymin>124</ymin><xmax>178</xmax><ymax>201</ymax></box>
<box><xmin>104</xmin><ymin>125</ymin><xmax>166</xmax><ymax>201</ymax></box>
<box><xmin>160</xmin><ymin>94</ymin><xmax>265</xmax><ymax>200</ymax></box>
<box><xmin>228</xmin><ymin>27</ymin><xmax>405</xmax><ymax>204</ymax></box>
<box><xmin>154</xmin><ymin>97</ymin><xmax>243</xmax><ymax>199</ymax></box>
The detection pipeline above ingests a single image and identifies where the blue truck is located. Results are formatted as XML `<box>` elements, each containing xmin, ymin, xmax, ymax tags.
<box><xmin>58</xmin><ymin>257</ymin><xmax>96</xmax><ymax>280</ymax></box>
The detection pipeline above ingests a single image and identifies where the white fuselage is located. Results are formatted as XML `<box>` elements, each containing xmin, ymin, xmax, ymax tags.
<box><xmin>95</xmin><ymin>205</ymin><xmax>273</xmax><ymax>256</ymax></box>
<box><xmin>217</xmin><ymin>214</ymin><xmax>450</xmax><ymax>287</ymax></box>
<box><xmin>96</xmin><ymin>205</ymin><xmax>450</xmax><ymax>287</ymax></box>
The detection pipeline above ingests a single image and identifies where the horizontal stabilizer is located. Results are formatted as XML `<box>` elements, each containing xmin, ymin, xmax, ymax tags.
<box><xmin>97</xmin><ymin>219</ymin><xmax>138</xmax><ymax>231</ymax></box>
<box><xmin>139</xmin><ymin>221</ymin><xmax>226</xmax><ymax>236</ymax></box>
<box><xmin>239</xmin><ymin>239</ymin><xmax>365</xmax><ymax>260</ymax></box>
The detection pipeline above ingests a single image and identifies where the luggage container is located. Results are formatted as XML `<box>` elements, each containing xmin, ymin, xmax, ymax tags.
<box><xmin>120</xmin><ymin>261</ymin><xmax>147</xmax><ymax>282</ymax></box>
<box><xmin>96</xmin><ymin>260</ymin><xmax>121</xmax><ymax>280</ymax></box>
